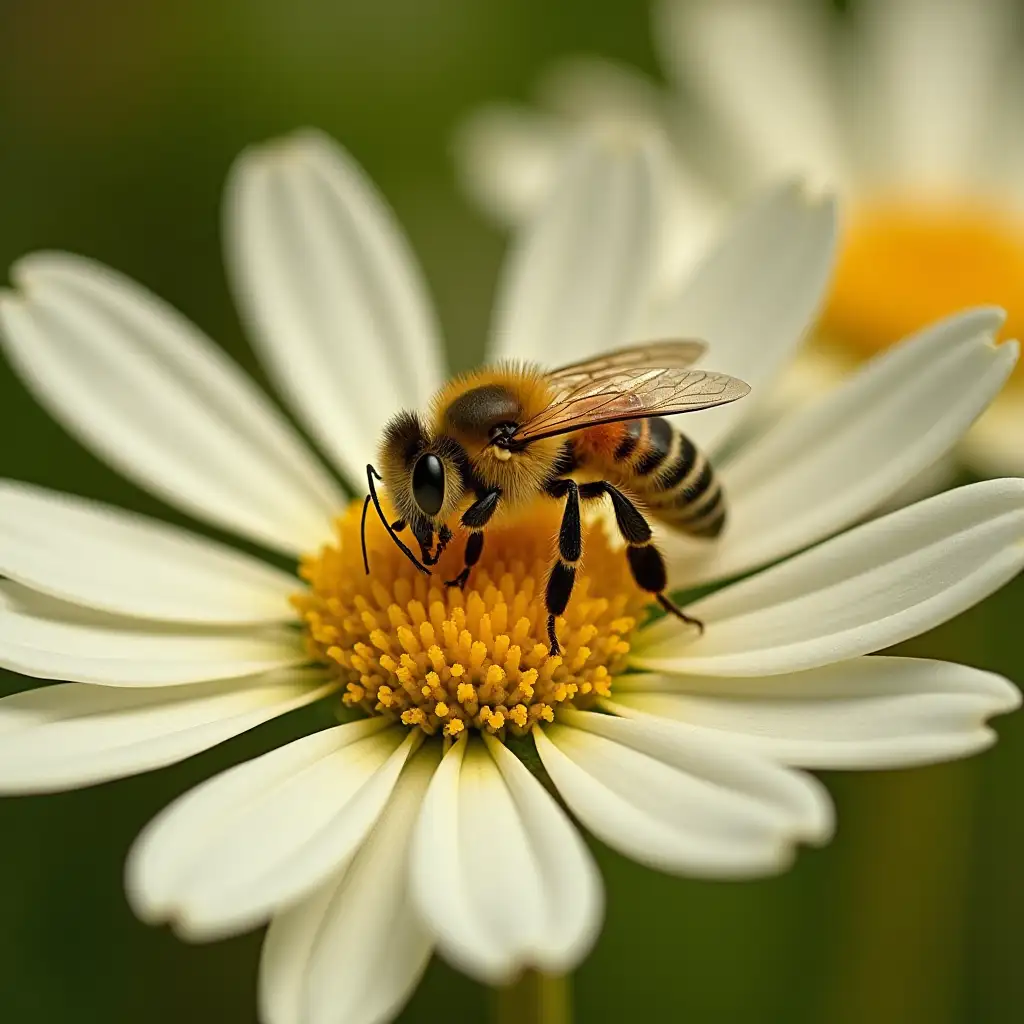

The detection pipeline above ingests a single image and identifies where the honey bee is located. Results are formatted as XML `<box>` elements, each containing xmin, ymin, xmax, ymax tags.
<box><xmin>363</xmin><ymin>341</ymin><xmax>750</xmax><ymax>654</ymax></box>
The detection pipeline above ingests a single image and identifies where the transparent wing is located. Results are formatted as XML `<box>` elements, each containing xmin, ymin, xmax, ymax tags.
<box><xmin>513</xmin><ymin>366</ymin><xmax>751</xmax><ymax>445</ymax></box>
<box><xmin>546</xmin><ymin>340</ymin><xmax>708</xmax><ymax>392</ymax></box>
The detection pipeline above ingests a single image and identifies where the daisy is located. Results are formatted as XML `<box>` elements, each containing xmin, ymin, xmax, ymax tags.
<box><xmin>0</xmin><ymin>129</ymin><xmax>1020</xmax><ymax>1024</ymax></box>
<box><xmin>456</xmin><ymin>0</ymin><xmax>1024</xmax><ymax>478</ymax></box>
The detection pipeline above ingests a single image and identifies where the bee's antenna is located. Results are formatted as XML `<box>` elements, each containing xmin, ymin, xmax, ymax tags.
<box><xmin>363</xmin><ymin>465</ymin><xmax>431</xmax><ymax>576</ymax></box>
<box><xmin>360</xmin><ymin>492</ymin><xmax>373</xmax><ymax>575</ymax></box>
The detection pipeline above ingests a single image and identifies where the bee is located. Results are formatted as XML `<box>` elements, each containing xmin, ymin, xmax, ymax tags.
<box><xmin>362</xmin><ymin>341</ymin><xmax>750</xmax><ymax>654</ymax></box>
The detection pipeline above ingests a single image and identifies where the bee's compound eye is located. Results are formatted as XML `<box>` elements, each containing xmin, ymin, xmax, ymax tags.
<box><xmin>412</xmin><ymin>454</ymin><xmax>445</xmax><ymax>516</ymax></box>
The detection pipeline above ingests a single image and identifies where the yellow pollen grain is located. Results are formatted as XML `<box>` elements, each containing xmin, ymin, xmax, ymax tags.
<box><xmin>295</xmin><ymin>498</ymin><xmax>648</xmax><ymax>740</ymax></box>
<box><xmin>824</xmin><ymin>198</ymin><xmax>1024</xmax><ymax>378</ymax></box>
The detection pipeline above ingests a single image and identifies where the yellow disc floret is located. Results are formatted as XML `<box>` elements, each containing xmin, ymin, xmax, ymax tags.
<box><xmin>295</xmin><ymin>499</ymin><xmax>647</xmax><ymax>740</ymax></box>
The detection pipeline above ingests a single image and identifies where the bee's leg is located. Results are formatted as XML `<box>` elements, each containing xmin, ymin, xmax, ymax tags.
<box><xmin>445</xmin><ymin>489</ymin><xmax>501</xmax><ymax>589</ymax></box>
<box><xmin>544</xmin><ymin>479</ymin><xmax>583</xmax><ymax>656</ymax></box>
<box><xmin>422</xmin><ymin>524</ymin><xmax>452</xmax><ymax>566</ymax></box>
<box><xmin>445</xmin><ymin>531</ymin><xmax>483</xmax><ymax>590</ymax></box>
<box><xmin>578</xmin><ymin>481</ymin><xmax>704</xmax><ymax>634</ymax></box>
<box><xmin>410</xmin><ymin>520</ymin><xmax>435</xmax><ymax>566</ymax></box>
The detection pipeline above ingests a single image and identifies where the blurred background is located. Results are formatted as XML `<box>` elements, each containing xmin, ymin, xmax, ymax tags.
<box><xmin>0</xmin><ymin>1</ymin><xmax>1021</xmax><ymax>1022</ymax></box>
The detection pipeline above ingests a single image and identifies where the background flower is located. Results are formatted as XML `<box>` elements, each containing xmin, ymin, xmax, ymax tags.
<box><xmin>457</xmin><ymin>0</ymin><xmax>1024</xmax><ymax>479</ymax></box>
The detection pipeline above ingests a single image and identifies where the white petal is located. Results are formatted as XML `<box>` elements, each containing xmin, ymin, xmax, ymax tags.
<box><xmin>0</xmin><ymin>582</ymin><xmax>304</xmax><ymax>686</ymax></box>
<box><xmin>651</xmin><ymin>167</ymin><xmax>727</xmax><ymax>294</ymax></box>
<box><xmin>0</xmin><ymin>254</ymin><xmax>342</xmax><ymax>554</ymax></box>
<box><xmin>0</xmin><ymin>670</ymin><xmax>333</xmax><ymax>794</ymax></box>
<box><xmin>873</xmin><ymin>453</ymin><xmax>959</xmax><ymax>516</ymax></box>
<box><xmin>655</xmin><ymin>0</ymin><xmax>847</xmax><ymax>188</ymax></box>
<box><xmin>990</xmin><ymin>65</ymin><xmax>1024</xmax><ymax>203</ymax></box>
<box><xmin>611</xmin><ymin>658</ymin><xmax>1022</xmax><ymax>769</ymax></box>
<box><xmin>226</xmin><ymin>130</ymin><xmax>445</xmax><ymax>488</ymax></box>
<box><xmin>645</xmin><ymin>181</ymin><xmax>837</xmax><ymax>453</ymax></box>
<box><xmin>538</xmin><ymin>55</ymin><xmax>674</xmax><ymax>124</ymax></box>
<box><xmin>453</xmin><ymin>103</ymin><xmax>572</xmax><ymax>226</ymax></box>
<box><xmin>126</xmin><ymin>719</ymin><xmax>417</xmax><ymax>941</ymax></box>
<box><xmin>488</xmin><ymin>133</ymin><xmax>657</xmax><ymax>367</ymax></box>
<box><xmin>535</xmin><ymin>57</ymin><xmax>724</xmax><ymax>289</ymax></box>
<box><xmin>0</xmin><ymin>481</ymin><xmax>298</xmax><ymax>625</ymax></box>
<box><xmin>962</xmin><ymin>385</ymin><xmax>1024</xmax><ymax>478</ymax></box>
<box><xmin>535</xmin><ymin>709</ymin><xmax>832</xmax><ymax>878</ymax></box>
<box><xmin>664</xmin><ymin>308</ymin><xmax>1019</xmax><ymax>586</ymax></box>
<box><xmin>259</xmin><ymin>745</ymin><xmax>439</xmax><ymax>1024</ymax></box>
<box><xmin>851</xmin><ymin>0</ymin><xmax>1014</xmax><ymax>187</ymax></box>
<box><xmin>636</xmin><ymin>479</ymin><xmax>1024</xmax><ymax>676</ymax></box>
<box><xmin>409</xmin><ymin>734</ymin><xmax>602</xmax><ymax>984</ymax></box>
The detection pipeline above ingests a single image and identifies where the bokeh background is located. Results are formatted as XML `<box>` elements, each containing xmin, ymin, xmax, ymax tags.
<box><xmin>0</xmin><ymin>1</ymin><xmax>1021</xmax><ymax>1021</ymax></box>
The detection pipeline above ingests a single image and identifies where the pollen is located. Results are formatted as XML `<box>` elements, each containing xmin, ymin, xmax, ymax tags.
<box><xmin>294</xmin><ymin>499</ymin><xmax>647</xmax><ymax>740</ymax></box>
<box><xmin>823</xmin><ymin>197</ymin><xmax>1024</xmax><ymax>373</ymax></box>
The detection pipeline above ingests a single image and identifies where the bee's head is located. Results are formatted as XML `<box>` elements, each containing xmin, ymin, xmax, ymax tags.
<box><xmin>378</xmin><ymin>412</ymin><xmax>465</xmax><ymax>529</ymax></box>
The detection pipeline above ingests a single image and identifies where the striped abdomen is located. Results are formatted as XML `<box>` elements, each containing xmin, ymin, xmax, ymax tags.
<box><xmin>587</xmin><ymin>417</ymin><xmax>726</xmax><ymax>538</ymax></box>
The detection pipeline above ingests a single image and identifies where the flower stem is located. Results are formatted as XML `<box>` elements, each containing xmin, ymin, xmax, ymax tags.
<box><xmin>818</xmin><ymin>761</ymin><xmax>976</xmax><ymax>1024</ymax></box>
<box><xmin>494</xmin><ymin>972</ymin><xmax>571</xmax><ymax>1024</ymax></box>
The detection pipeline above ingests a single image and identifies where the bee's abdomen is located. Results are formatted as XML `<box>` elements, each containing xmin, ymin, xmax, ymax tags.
<box><xmin>604</xmin><ymin>417</ymin><xmax>726</xmax><ymax>538</ymax></box>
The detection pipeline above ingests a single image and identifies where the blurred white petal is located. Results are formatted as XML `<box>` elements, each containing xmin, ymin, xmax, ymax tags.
<box><xmin>488</xmin><ymin>134</ymin><xmax>657</xmax><ymax>367</ymax></box>
<box><xmin>852</xmin><ymin>0</ymin><xmax>1014</xmax><ymax>187</ymax></box>
<box><xmin>454</xmin><ymin>103</ymin><xmax>572</xmax><ymax>225</ymax></box>
<box><xmin>962</xmin><ymin>385</ymin><xmax>1024</xmax><ymax>477</ymax></box>
<box><xmin>655</xmin><ymin>0</ymin><xmax>847</xmax><ymax>188</ymax></box>
<box><xmin>537</xmin><ymin>55</ymin><xmax>724</xmax><ymax>289</ymax></box>
<box><xmin>539</xmin><ymin>55</ymin><xmax>673</xmax><ymax>124</ymax></box>
<box><xmin>645</xmin><ymin>182</ymin><xmax>837</xmax><ymax>454</ymax></box>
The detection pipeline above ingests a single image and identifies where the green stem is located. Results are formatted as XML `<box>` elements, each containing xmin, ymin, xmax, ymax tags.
<box><xmin>494</xmin><ymin>972</ymin><xmax>571</xmax><ymax>1024</ymax></box>
<box><xmin>819</xmin><ymin>761</ymin><xmax>976</xmax><ymax>1024</ymax></box>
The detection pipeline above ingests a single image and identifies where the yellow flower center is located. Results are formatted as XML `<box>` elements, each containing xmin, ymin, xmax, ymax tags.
<box><xmin>823</xmin><ymin>197</ymin><xmax>1024</xmax><ymax>380</ymax></box>
<box><xmin>295</xmin><ymin>500</ymin><xmax>648</xmax><ymax>740</ymax></box>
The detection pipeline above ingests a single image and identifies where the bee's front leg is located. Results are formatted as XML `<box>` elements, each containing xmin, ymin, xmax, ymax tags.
<box><xmin>445</xmin><ymin>532</ymin><xmax>483</xmax><ymax>590</ymax></box>
<box><xmin>409</xmin><ymin>520</ymin><xmax>436</xmax><ymax>566</ymax></box>
<box><xmin>444</xmin><ymin>489</ymin><xmax>501</xmax><ymax>589</ymax></box>
<box><xmin>424</xmin><ymin>524</ymin><xmax>453</xmax><ymax>565</ymax></box>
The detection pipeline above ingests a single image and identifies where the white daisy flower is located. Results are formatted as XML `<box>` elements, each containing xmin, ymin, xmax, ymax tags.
<box><xmin>455</xmin><ymin>0</ymin><xmax>1024</xmax><ymax>478</ymax></box>
<box><xmin>0</xmin><ymin>129</ymin><xmax>1021</xmax><ymax>1024</ymax></box>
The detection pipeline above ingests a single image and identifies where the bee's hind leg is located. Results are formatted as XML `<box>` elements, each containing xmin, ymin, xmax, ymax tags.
<box><xmin>655</xmin><ymin>593</ymin><xmax>705</xmax><ymax>635</ymax></box>
<box><xmin>578</xmin><ymin>481</ymin><xmax>704</xmax><ymax>635</ymax></box>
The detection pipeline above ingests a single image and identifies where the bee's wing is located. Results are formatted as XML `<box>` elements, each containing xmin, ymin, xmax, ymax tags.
<box><xmin>546</xmin><ymin>340</ymin><xmax>708</xmax><ymax>390</ymax></box>
<box><xmin>512</xmin><ymin>366</ymin><xmax>751</xmax><ymax>445</ymax></box>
